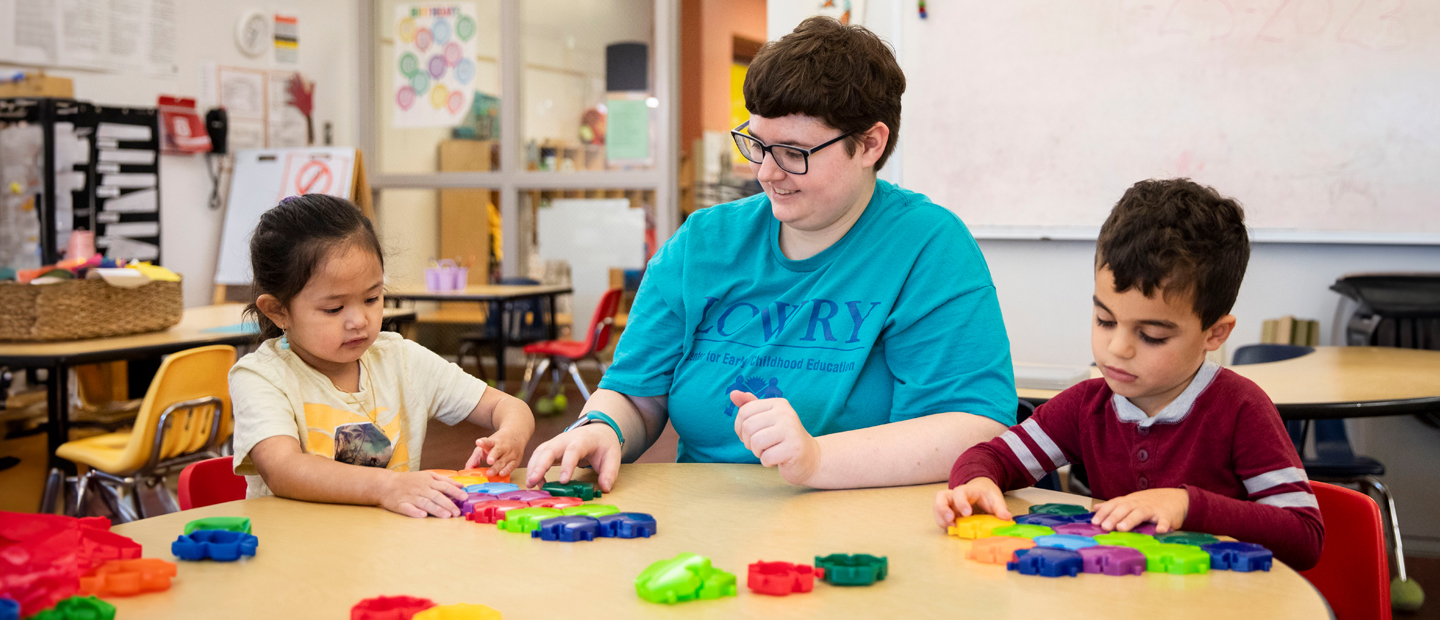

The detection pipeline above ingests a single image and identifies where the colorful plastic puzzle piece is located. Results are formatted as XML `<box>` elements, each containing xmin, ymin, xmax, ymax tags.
<box><xmin>595</xmin><ymin>513</ymin><xmax>658</xmax><ymax>539</ymax></box>
<box><xmin>424</xmin><ymin>469</ymin><xmax>458</xmax><ymax>477</ymax></box>
<box><xmin>455</xmin><ymin>468</ymin><xmax>489</xmax><ymax>477</ymax></box>
<box><xmin>1155</xmin><ymin>531</ymin><xmax>1219</xmax><ymax>546</ymax></box>
<box><xmin>966</xmin><ymin>536</ymin><xmax>1036</xmax><ymax>564</ymax></box>
<box><xmin>486</xmin><ymin>472</ymin><xmax>511</xmax><ymax>483</ymax></box>
<box><xmin>27</xmin><ymin>596</ymin><xmax>114</xmax><ymax>620</ymax></box>
<box><xmin>990</xmin><ymin>524</ymin><xmax>1055</xmax><ymax>539</ymax></box>
<box><xmin>526</xmin><ymin>496</ymin><xmax>584</xmax><ymax>509</ymax></box>
<box><xmin>1093</xmin><ymin>532</ymin><xmax>1159</xmax><ymax>549</ymax></box>
<box><xmin>457</xmin><ymin>493</ymin><xmax>499</xmax><ymax>515</ymax></box>
<box><xmin>560</xmin><ymin>504</ymin><xmax>620</xmax><ymax>518</ymax></box>
<box><xmin>1034</xmin><ymin>534</ymin><xmax>1098</xmax><ymax>551</ymax></box>
<box><xmin>1027</xmin><ymin>503</ymin><xmax>1092</xmax><ymax>517</ymax></box>
<box><xmin>172</xmin><ymin>529</ymin><xmax>259</xmax><ymax>561</ymax></box>
<box><xmin>466</xmin><ymin>482</ymin><xmax>519</xmax><ymax>495</ymax></box>
<box><xmin>451</xmin><ymin>476</ymin><xmax>487</xmax><ymax>486</ymax></box>
<box><xmin>635</xmin><ymin>553</ymin><xmax>736</xmax><ymax>604</ymax></box>
<box><xmin>1013</xmin><ymin>514</ymin><xmax>1072</xmax><ymax>528</ymax></box>
<box><xmin>946</xmin><ymin>514</ymin><xmax>1014</xmax><ymax>539</ymax></box>
<box><xmin>1008</xmin><ymin>547</ymin><xmax>1083</xmax><ymax>577</ymax></box>
<box><xmin>814</xmin><ymin>554</ymin><xmax>887</xmax><ymax>586</ymax></box>
<box><xmin>1140</xmin><ymin>543</ymin><xmax>1212</xmax><ymax>575</ymax></box>
<box><xmin>1077</xmin><ymin>545</ymin><xmax>1147</xmax><ymax>576</ymax></box>
<box><xmin>540</xmin><ymin>480</ymin><xmax>601</xmax><ymax>501</ymax></box>
<box><xmin>410</xmin><ymin>603</ymin><xmax>502</xmax><ymax>620</ymax></box>
<box><xmin>495</xmin><ymin>490</ymin><xmax>551</xmax><ymax>502</ymax></box>
<box><xmin>531</xmin><ymin>516</ymin><xmax>600</xmax><ymax>542</ymax></box>
<box><xmin>1053</xmin><ymin>523</ymin><xmax>1107</xmax><ymax>537</ymax></box>
<box><xmin>465</xmin><ymin>500</ymin><xmax>530</xmax><ymax>524</ymax></box>
<box><xmin>0</xmin><ymin>597</ymin><xmax>17</xmax><ymax>620</ymax></box>
<box><xmin>746</xmin><ymin>561</ymin><xmax>822</xmax><ymax>596</ymax></box>
<box><xmin>1130</xmin><ymin>523</ymin><xmax>1159</xmax><ymax>535</ymax></box>
<box><xmin>182</xmin><ymin>516</ymin><xmax>251</xmax><ymax>535</ymax></box>
<box><xmin>350</xmin><ymin>595</ymin><xmax>437</xmax><ymax>620</ymax></box>
<box><xmin>1202</xmin><ymin>542</ymin><xmax>1274</xmax><ymax>572</ymax></box>
<box><xmin>78</xmin><ymin>558</ymin><xmax>176</xmax><ymax>597</ymax></box>
<box><xmin>497</xmin><ymin>507</ymin><xmax>564</xmax><ymax>533</ymax></box>
<box><xmin>1057</xmin><ymin>512</ymin><xmax>1097</xmax><ymax>524</ymax></box>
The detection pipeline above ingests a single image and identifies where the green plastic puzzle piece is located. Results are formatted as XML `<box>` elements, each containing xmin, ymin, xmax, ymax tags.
<box><xmin>1094</xmin><ymin>532</ymin><xmax>1160</xmax><ymax>549</ymax></box>
<box><xmin>560</xmin><ymin>504</ymin><xmax>620</xmax><ymax>518</ymax></box>
<box><xmin>989</xmin><ymin>524</ymin><xmax>1055</xmax><ymax>539</ymax></box>
<box><xmin>541</xmin><ymin>480</ymin><xmax>601</xmax><ymax>501</ymax></box>
<box><xmin>183</xmin><ymin>516</ymin><xmax>252</xmax><ymax>535</ymax></box>
<box><xmin>1141</xmin><ymin>543</ymin><xmax>1212</xmax><ymax>575</ymax></box>
<box><xmin>814</xmin><ymin>554</ymin><xmax>888</xmax><ymax>586</ymax></box>
<box><xmin>635</xmin><ymin>552</ymin><xmax>730</xmax><ymax>604</ymax></box>
<box><xmin>1154</xmin><ymin>531</ymin><xmax>1219</xmax><ymax>546</ymax></box>
<box><xmin>1027</xmin><ymin>503</ymin><xmax>1092</xmax><ymax>516</ymax></box>
<box><xmin>29</xmin><ymin>595</ymin><xmax>116</xmax><ymax>620</ymax></box>
<box><xmin>496</xmin><ymin>507</ymin><xmax>564</xmax><ymax>533</ymax></box>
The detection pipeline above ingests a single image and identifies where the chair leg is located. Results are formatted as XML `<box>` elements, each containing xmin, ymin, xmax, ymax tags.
<box><xmin>150</xmin><ymin>475</ymin><xmax>181</xmax><ymax>515</ymax></box>
<box><xmin>517</xmin><ymin>355</ymin><xmax>541</xmax><ymax>402</ymax></box>
<box><xmin>566</xmin><ymin>359</ymin><xmax>591</xmax><ymax>401</ymax></box>
<box><xmin>72</xmin><ymin>471</ymin><xmax>94</xmax><ymax>517</ymax></box>
<box><xmin>95</xmin><ymin>479</ymin><xmax>139</xmax><ymax>524</ymax></box>
<box><xmin>41</xmin><ymin>467</ymin><xmax>64</xmax><ymax>514</ymax></box>
<box><xmin>1359</xmin><ymin>475</ymin><xmax>1409</xmax><ymax>582</ymax></box>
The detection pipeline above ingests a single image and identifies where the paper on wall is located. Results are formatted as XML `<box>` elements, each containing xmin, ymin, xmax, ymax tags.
<box><xmin>391</xmin><ymin>3</ymin><xmax>479</xmax><ymax>128</ymax></box>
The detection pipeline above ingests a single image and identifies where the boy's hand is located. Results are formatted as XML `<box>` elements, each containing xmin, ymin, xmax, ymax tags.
<box><xmin>525</xmin><ymin>423</ymin><xmax>623</xmax><ymax>492</ymax></box>
<box><xmin>465</xmin><ymin>427</ymin><xmax>526</xmax><ymax>477</ymax></box>
<box><xmin>934</xmin><ymin>477</ymin><xmax>1012</xmax><ymax>529</ymax></box>
<box><xmin>731</xmin><ymin>392</ymin><xmax>821</xmax><ymax>485</ymax></box>
<box><xmin>379</xmin><ymin>471</ymin><xmax>465</xmax><ymax>519</ymax></box>
<box><xmin>1092</xmin><ymin>488</ymin><xmax>1190</xmax><ymax>533</ymax></box>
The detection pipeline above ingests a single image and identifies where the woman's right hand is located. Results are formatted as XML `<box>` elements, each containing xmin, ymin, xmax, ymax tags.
<box><xmin>379</xmin><ymin>471</ymin><xmax>466</xmax><ymax>518</ymax></box>
<box><xmin>524</xmin><ymin>423</ymin><xmax>623</xmax><ymax>492</ymax></box>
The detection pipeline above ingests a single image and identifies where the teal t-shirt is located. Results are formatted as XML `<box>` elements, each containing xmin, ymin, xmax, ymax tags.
<box><xmin>599</xmin><ymin>180</ymin><xmax>1016</xmax><ymax>463</ymax></box>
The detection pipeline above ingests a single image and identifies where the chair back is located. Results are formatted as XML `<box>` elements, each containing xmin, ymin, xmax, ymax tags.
<box><xmin>1301</xmin><ymin>481</ymin><xmax>1392</xmax><ymax>620</ymax></box>
<box><xmin>177</xmin><ymin>457</ymin><xmax>247</xmax><ymax>510</ymax></box>
<box><xmin>116</xmin><ymin>345</ymin><xmax>236</xmax><ymax>472</ymax></box>
<box><xmin>582</xmin><ymin>289</ymin><xmax>625</xmax><ymax>354</ymax></box>
<box><xmin>1232</xmin><ymin>344</ymin><xmax>1315</xmax><ymax>365</ymax></box>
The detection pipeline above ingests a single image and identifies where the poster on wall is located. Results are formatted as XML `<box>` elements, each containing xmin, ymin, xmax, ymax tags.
<box><xmin>392</xmin><ymin>3</ymin><xmax>479</xmax><ymax>128</ymax></box>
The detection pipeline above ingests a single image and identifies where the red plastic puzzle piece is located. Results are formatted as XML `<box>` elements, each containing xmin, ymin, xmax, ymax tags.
<box><xmin>464</xmin><ymin>500</ymin><xmax>529</xmax><ymax>524</ymax></box>
<box><xmin>0</xmin><ymin>512</ymin><xmax>141</xmax><ymax>617</ymax></box>
<box><xmin>526</xmin><ymin>496</ymin><xmax>583</xmax><ymax>509</ymax></box>
<box><xmin>746</xmin><ymin>561</ymin><xmax>823</xmax><ymax>596</ymax></box>
<box><xmin>351</xmin><ymin>595</ymin><xmax>437</xmax><ymax>620</ymax></box>
<box><xmin>78</xmin><ymin>559</ymin><xmax>177</xmax><ymax>597</ymax></box>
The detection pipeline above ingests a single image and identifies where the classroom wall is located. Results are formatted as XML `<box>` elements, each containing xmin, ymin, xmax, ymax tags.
<box><xmin>698</xmin><ymin>0</ymin><xmax>766</xmax><ymax>136</ymax></box>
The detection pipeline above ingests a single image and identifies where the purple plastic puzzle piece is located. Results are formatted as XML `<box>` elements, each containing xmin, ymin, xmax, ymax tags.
<box><xmin>1013</xmin><ymin>514</ymin><xmax>1071</xmax><ymax>528</ymax></box>
<box><xmin>595</xmin><ymin>512</ymin><xmax>658</xmax><ymax>539</ymax></box>
<box><xmin>1058</xmin><ymin>512</ymin><xmax>1096</xmax><ymax>524</ymax></box>
<box><xmin>1007</xmin><ymin>547</ymin><xmax>1083</xmax><ymax>577</ymax></box>
<box><xmin>1077</xmin><ymin>545</ymin><xmax>1147</xmax><ymax>576</ymax></box>
<box><xmin>1202</xmin><ymin>542</ymin><xmax>1274</xmax><ymax>572</ymax></box>
<box><xmin>531</xmin><ymin>516</ymin><xmax>600</xmax><ymax>542</ymax></box>
<box><xmin>1130</xmin><ymin>523</ymin><xmax>1159</xmax><ymax>535</ymax></box>
<box><xmin>458</xmin><ymin>493</ymin><xmax>498</xmax><ymax>514</ymax></box>
<box><xmin>1054</xmin><ymin>523</ymin><xmax>1106</xmax><ymax>537</ymax></box>
<box><xmin>496</xmin><ymin>490</ymin><xmax>552</xmax><ymax>502</ymax></box>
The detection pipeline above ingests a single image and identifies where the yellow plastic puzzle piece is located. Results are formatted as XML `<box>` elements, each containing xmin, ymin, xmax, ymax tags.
<box><xmin>948</xmin><ymin>514</ymin><xmax>1015</xmax><ymax>539</ymax></box>
<box><xmin>411</xmin><ymin>603</ymin><xmax>502</xmax><ymax>620</ymax></box>
<box><xmin>451</xmin><ymin>475</ymin><xmax>488</xmax><ymax>486</ymax></box>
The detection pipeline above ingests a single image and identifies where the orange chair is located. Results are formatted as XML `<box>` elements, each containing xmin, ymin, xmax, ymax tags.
<box><xmin>517</xmin><ymin>289</ymin><xmax>623</xmax><ymax>409</ymax></box>
<box><xmin>177</xmin><ymin>457</ymin><xmax>247</xmax><ymax>510</ymax></box>
<box><xmin>1301</xmin><ymin>481</ymin><xmax>1391</xmax><ymax>620</ymax></box>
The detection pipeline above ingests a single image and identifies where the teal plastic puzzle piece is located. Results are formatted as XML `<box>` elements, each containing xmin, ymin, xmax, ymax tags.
<box><xmin>183</xmin><ymin>516</ymin><xmax>251</xmax><ymax>535</ymax></box>
<box><xmin>496</xmin><ymin>507</ymin><xmax>563</xmax><ymax>533</ymax></box>
<box><xmin>635</xmin><ymin>553</ymin><xmax>731</xmax><ymax>604</ymax></box>
<box><xmin>814</xmin><ymin>554</ymin><xmax>888</xmax><ymax>586</ymax></box>
<box><xmin>1141</xmin><ymin>543</ymin><xmax>1212</xmax><ymax>575</ymax></box>
<box><xmin>561</xmin><ymin>504</ymin><xmax>620</xmax><ymax>518</ymax></box>
<box><xmin>541</xmin><ymin>480</ymin><xmax>601</xmax><ymax>501</ymax></box>
<box><xmin>1027</xmin><ymin>503</ymin><xmax>1092</xmax><ymax>517</ymax></box>
<box><xmin>1155</xmin><ymin>531</ymin><xmax>1219</xmax><ymax>546</ymax></box>
<box><xmin>989</xmin><ymin>524</ymin><xmax>1056</xmax><ymax>539</ymax></box>
<box><xmin>1093</xmin><ymin>532</ymin><xmax>1160</xmax><ymax>549</ymax></box>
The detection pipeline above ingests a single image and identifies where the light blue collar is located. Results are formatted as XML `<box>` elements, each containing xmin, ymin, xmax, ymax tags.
<box><xmin>1112</xmin><ymin>361</ymin><xmax>1221</xmax><ymax>428</ymax></box>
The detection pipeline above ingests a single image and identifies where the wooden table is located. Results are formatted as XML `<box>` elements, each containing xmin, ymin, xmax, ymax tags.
<box><xmin>0</xmin><ymin>304</ymin><xmax>416</xmax><ymax>473</ymax></box>
<box><xmin>108</xmin><ymin>464</ymin><xmax>1329</xmax><ymax>619</ymax></box>
<box><xmin>1018</xmin><ymin>346</ymin><xmax>1440</xmax><ymax>420</ymax></box>
<box><xmin>386</xmin><ymin>284</ymin><xmax>572</xmax><ymax>386</ymax></box>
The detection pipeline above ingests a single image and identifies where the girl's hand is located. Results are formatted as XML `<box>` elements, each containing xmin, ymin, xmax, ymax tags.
<box><xmin>466</xmin><ymin>428</ymin><xmax>526</xmax><ymax>477</ymax></box>
<box><xmin>1092</xmin><ymin>488</ymin><xmax>1190</xmax><ymax>533</ymax></box>
<box><xmin>933</xmin><ymin>477</ymin><xmax>1011</xmax><ymax>529</ymax></box>
<box><xmin>524</xmin><ymin>423</ymin><xmax>623</xmax><ymax>492</ymax></box>
<box><xmin>731</xmin><ymin>391</ymin><xmax>821</xmax><ymax>486</ymax></box>
<box><xmin>379</xmin><ymin>471</ymin><xmax>466</xmax><ymax>518</ymax></box>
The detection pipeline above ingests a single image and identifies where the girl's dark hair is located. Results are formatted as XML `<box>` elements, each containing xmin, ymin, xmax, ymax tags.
<box><xmin>243</xmin><ymin>194</ymin><xmax>384</xmax><ymax>341</ymax></box>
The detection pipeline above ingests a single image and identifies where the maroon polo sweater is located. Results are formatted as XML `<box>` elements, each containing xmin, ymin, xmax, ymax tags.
<box><xmin>951</xmin><ymin>363</ymin><xmax>1324</xmax><ymax>570</ymax></box>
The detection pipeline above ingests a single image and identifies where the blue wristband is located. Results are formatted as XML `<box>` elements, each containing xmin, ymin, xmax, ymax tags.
<box><xmin>565</xmin><ymin>411</ymin><xmax>625</xmax><ymax>448</ymax></box>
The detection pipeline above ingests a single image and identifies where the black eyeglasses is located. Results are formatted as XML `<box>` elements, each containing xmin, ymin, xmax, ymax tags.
<box><xmin>730</xmin><ymin>120</ymin><xmax>857</xmax><ymax>175</ymax></box>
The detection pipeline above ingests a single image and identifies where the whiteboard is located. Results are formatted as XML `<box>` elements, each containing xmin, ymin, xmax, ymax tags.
<box><xmin>901</xmin><ymin>0</ymin><xmax>1440</xmax><ymax>242</ymax></box>
<box><xmin>536</xmin><ymin>199</ymin><xmax>645</xmax><ymax>328</ymax></box>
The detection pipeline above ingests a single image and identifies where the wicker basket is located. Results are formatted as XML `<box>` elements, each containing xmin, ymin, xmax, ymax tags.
<box><xmin>0</xmin><ymin>278</ymin><xmax>184</xmax><ymax>342</ymax></box>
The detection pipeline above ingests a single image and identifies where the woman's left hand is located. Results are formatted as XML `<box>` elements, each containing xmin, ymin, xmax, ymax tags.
<box><xmin>731</xmin><ymin>391</ymin><xmax>821</xmax><ymax>485</ymax></box>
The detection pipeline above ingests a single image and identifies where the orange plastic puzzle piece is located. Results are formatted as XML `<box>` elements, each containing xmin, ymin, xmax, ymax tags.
<box><xmin>947</xmin><ymin>514</ymin><xmax>1015</xmax><ymax>540</ymax></box>
<box><xmin>425</xmin><ymin>469</ymin><xmax>459</xmax><ymax>477</ymax></box>
<box><xmin>456</xmin><ymin>468</ymin><xmax>489</xmax><ymax>477</ymax></box>
<box><xmin>967</xmin><ymin>536</ymin><xmax>1036</xmax><ymax>564</ymax></box>
<box><xmin>78</xmin><ymin>558</ymin><xmax>177</xmax><ymax>596</ymax></box>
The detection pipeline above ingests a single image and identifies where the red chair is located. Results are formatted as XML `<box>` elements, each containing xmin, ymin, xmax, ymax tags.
<box><xmin>518</xmin><ymin>288</ymin><xmax>623</xmax><ymax>409</ymax></box>
<box><xmin>177</xmin><ymin>457</ymin><xmax>247</xmax><ymax>510</ymax></box>
<box><xmin>1301</xmin><ymin>481</ymin><xmax>1391</xmax><ymax>620</ymax></box>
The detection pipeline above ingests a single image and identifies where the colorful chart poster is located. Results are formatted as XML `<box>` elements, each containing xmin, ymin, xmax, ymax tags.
<box><xmin>392</xmin><ymin>3</ymin><xmax>478</xmax><ymax>128</ymax></box>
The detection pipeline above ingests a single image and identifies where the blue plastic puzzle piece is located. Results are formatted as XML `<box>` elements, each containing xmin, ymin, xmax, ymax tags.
<box><xmin>1007</xmin><ymin>547</ymin><xmax>1083</xmax><ymax>577</ymax></box>
<box><xmin>595</xmin><ymin>512</ymin><xmax>658</xmax><ymax>539</ymax></box>
<box><xmin>1057</xmin><ymin>512</ymin><xmax>1096</xmax><ymax>524</ymax></box>
<box><xmin>1013</xmin><ymin>513</ymin><xmax>1072</xmax><ymax>528</ymax></box>
<box><xmin>1034</xmin><ymin>534</ymin><xmax>1098</xmax><ymax>551</ymax></box>
<box><xmin>1202</xmin><ymin>542</ymin><xmax>1274</xmax><ymax>572</ymax></box>
<box><xmin>467</xmin><ymin>482</ymin><xmax>519</xmax><ymax>494</ymax></box>
<box><xmin>0</xmin><ymin>596</ymin><xmax>18</xmax><ymax>620</ymax></box>
<box><xmin>531</xmin><ymin>516</ymin><xmax>601</xmax><ymax>542</ymax></box>
<box><xmin>171</xmin><ymin>529</ymin><xmax>259</xmax><ymax>561</ymax></box>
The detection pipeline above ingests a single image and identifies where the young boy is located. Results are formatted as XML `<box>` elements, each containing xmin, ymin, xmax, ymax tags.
<box><xmin>935</xmin><ymin>178</ymin><xmax>1323</xmax><ymax>569</ymax></box>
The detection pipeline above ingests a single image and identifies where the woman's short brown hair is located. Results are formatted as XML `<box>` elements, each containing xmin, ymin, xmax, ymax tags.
<box><xmin>743</xmin><ymin>16</ymin><xmax>905</xmax><ymax>172</ymax></box>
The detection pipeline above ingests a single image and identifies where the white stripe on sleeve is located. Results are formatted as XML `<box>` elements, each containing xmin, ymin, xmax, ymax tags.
<box><xmin>999</xmin><ymin>430</ymin><xmax>1047</xmax><ymax>482</ymax></box>
<box><xmin>1020</xmin><ymin>418</ymin><xmax>1069</xmax><ymax>469</ymax></box>
<box><xmin>1243</xmin><ymin>467</ymin><xmax>1310</xmax><ymax>495</ymax></box>
<box><xmin>1256</xmin><ymin>491</ymin><xmax>1320</xmax><ymax>510</ymax></box>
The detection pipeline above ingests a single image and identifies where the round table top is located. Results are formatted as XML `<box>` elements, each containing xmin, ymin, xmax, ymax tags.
<box><xmin>108</xmin><ymin>464</ymin><xmax>1329</xmax><ymax>619</ymax></box>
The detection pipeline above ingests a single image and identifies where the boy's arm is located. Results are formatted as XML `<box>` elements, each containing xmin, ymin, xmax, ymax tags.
<box><xmin>949</xmin><ymin>386</ymin><xmax>1087</xmax><ymax>491</ymax></box>
<box><xmin>249</xmin><ymin>435</ymin><xmax>466</xmax><ymax>518</ymax></box>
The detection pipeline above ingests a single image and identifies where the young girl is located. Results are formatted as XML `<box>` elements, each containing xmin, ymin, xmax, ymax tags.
<box><xmin>230</xmin><ymin>194</ymin><xmax>534</xmax><ymax>518</ymax></box>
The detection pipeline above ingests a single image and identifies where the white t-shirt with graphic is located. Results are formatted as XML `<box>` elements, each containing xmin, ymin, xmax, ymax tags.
<box><xmin>230</xmin><ymin>332</ymin><xmax>487</xmax><ymax>498</ymax></box>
